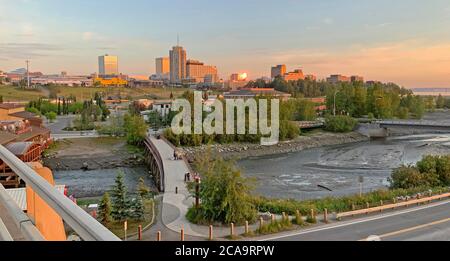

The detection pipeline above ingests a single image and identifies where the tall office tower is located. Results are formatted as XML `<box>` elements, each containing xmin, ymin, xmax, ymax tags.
<box><xmin>186</xmin><ymin>59</ymin><xmax>218</xmax><ymax>83</ymax></box>
<box><xmin>156</xmin><ymin>57</ymin><xmax>170</xmax><ymax>76</ymax></box>
<box><xmin>98</xmin><ymin>54</ymin><xmax>119</xmax><ymax>76</ymax></box>
<box><xmin>169</xmin><ymin>46</ymin><xmax>187</xmax><ymax>83</ymax></box>
<box><xmin>271</xmin><ymin>64</ymin><xmax>287</xmax><ymax>79</ymax></box>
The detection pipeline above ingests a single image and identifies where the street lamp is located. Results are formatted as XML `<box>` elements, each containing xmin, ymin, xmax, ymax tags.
<box><xmin>333</xmin><ymin>89</ymin><xmax>340</xmax><ymax>116</ymax></box>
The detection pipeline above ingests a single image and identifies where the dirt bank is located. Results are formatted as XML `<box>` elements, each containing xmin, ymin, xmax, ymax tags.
<box><xmin>43</xmin><ymin>137</ymin><xmax>144</xmax><ymax>171</ymax></box>
<box><xmin>181</xmin><ymin>131</ymin><xmax>369</xmax><ymax>162</ymax></box>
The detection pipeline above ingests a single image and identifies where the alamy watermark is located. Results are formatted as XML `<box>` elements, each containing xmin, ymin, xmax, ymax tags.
<box><xmin>170</xmin><ymin>91</ymin><xmax>280</xmax><ymax>145</ymax></box>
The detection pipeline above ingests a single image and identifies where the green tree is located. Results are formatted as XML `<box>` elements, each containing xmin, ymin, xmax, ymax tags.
<box><xmin>390</xmin><ymin>166</ymin><xmax>424</xmax><ymax>189</ymax></box>
<box><xmin>98</xmin><ymin>192</ymin><xmax>112</xmax><ymax>225</ymax></box>
<box><xmin>111</xmin><ymin>172</ymin><xmax>131</xmax><ymax>221</ymax></box>
<box><xmin>45</xmin><ymin>111</ymin><xmax>57</xmax><ymax>123</ymax></box>
<box><xmin>189</xmin><ymin>149</ymin><xmax>258</xmax><ymax>224</ymax></box>
<box><xmin>436</xmin><ymin>94</ymin><xmax>445</xmax><ymax>109</ymax></box>
<box><xmin>137</xmin><ymin>177</ymin><xmax>151</xmax><ymax>199</ymax></box>
<box><xmin>124</xmin><ymin>114</ymin><xmax>147</xmax><ymax>145</ymax></box>
<box><xmin>0</xmin><ymin>95</ymin><xmax>3</xmax><ymax>103</ymax></box>
<box><xmin>324</xmin><ymin>115</ymin><xmax>357</xmax><ymax>133</ymax></box>
<box><xmin>130</xmin><ymin>195</ymin><xmax>145</xmax><ymax>221</ymax></box>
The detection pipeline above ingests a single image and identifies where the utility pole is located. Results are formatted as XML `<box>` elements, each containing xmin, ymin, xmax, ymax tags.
<box><xmin>26</xmin><ymin>60</ymin><xmax>30</xmax><ymax>89</ymax></box>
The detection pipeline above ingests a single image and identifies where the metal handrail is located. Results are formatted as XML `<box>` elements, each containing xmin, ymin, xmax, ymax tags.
<box><xmin>144</xmin><ymin>137</ymin><xmax>165</xmax><ymax>192</ymax></box>
<box><xmin>0</xmin><ymin>218</ymin><xmax>13</xmax><ymax>241</ymax></box>
<box><xmin>0</xmin><ymin>183</ymin><xmax>44</xmax><ymax>241</ymax></box>
<box><xmin>0</xmin><ymin>145</ymin><xmax>120</xmax><ymax>241</ymax></box>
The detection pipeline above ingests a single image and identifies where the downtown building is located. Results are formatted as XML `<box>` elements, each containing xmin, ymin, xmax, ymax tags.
<box><xmin>186</xmin><ymin>59</ymin><xmax>218</xmax><ymax>85</ymax></box>
<box><xmin>98</xmin><ymin>54</ymin><xmax>119</xmax><ymax>76</ymax></box>
<box><xmin>155</xmin><ymin>57</ymin><xmax>170</xmax><ymax>80</ymax></box>
<box><xmin>271</xmin><ymin>65</ymin><xmax>287</xmax><ymax>79</ymax></box>
<box><xmin>169</xmin><ymin>46</ymin><xmax>187</xmax><ymax>84</ymax></box>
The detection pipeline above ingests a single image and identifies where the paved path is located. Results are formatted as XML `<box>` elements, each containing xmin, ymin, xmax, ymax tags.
<box><xmin>148</xmin><ymin>135</ymin><xmax>262</xmax><ymax>239</ymax></box>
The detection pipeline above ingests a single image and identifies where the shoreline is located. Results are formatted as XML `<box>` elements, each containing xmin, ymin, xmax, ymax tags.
<box><xmin>181</xmin><ymin>131</ymin><xmax>369</xmax><ymax>162</ymax></box>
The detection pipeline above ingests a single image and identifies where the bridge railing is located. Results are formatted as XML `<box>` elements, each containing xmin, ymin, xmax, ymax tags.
<box><xmin>144</xmin><ymin>137</ymin><xmax>165</xmax><ymax>192</ymax></box>
<box><xmin>0</xmin><ymin>145</ymin><xmax>121</xmax><ymax>241</ymax></box>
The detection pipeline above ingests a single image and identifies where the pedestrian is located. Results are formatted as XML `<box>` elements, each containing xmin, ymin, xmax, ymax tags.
<box><xmin>173</xmin><ymin>150</ymin><xmax>177</xmax><ymax>160</ymax></box>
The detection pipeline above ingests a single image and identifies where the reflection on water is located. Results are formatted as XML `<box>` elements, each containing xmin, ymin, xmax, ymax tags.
<box><xmin>238</xmin><ymin>134</ymin><xmax>450</xmax><ymax>201</ymax></box>
<box><xmin>53</xmin><ymin>167</ymin><xmax>155</xmax><ymax>198</ymax></box>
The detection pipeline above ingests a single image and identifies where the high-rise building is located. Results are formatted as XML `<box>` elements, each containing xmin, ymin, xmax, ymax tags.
<box><xmin>186</xmin><ymin>59</ymin><xmax>218</xmax><ymax>84</ymax></box>
<box><xmin>98</xmin><ymin>55</ymin><xmax>119</xmax><ymax>76</ymax></box>
<box><xmin>156</xmin><ymin>57</ymin><xmax>170</xmax><ymax>78</ymax></box>
<box><xmin>283</xmin><ymin>69</ymin><xmax>305</xmax><ymax>81</ymax></box>
<box><xmin>327</xmin><ymin>74</ymin><xmax>351</xmax><ymax>84</ymax></box>
<box><xmin>271</xmin><ymin>65</ymin><xmax>287</xmax><ymax>79</ymax></box>
<box><xmin>351</xmin><ymin>75</ymin><xmax>364</xmax><ymax>82</ymax></box>
<box><xmin>169</xmin><ymin>46</ymin><xmax>187</xmax><ymax>83</ymax></box>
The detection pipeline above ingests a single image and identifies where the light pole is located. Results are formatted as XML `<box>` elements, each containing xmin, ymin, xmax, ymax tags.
<box><xmin>333</xmin><ymin>89</ymin><xmax>340</xmax><ymax>116</ymax></box>
<box><xmin>26</xmin><ymin>60</ymin><xmax>30</xmax><ymax>89</ymax></box>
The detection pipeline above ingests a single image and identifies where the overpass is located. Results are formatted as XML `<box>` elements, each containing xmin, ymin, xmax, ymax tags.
<box><xmin>0</xmin><ymin>145</ymin><xmax>120</xmax><ymax>241</ymax></box>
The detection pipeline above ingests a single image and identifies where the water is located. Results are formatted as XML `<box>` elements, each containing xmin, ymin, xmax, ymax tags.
<box><xmin>53</xmin><ymin>167</ymin><xmax>156</xmax><ymax>198</ymax></box>
<box><xmin>238</xmin><ymin>134</ymin><xmax>450</xmax><ymax>201</ymax></box>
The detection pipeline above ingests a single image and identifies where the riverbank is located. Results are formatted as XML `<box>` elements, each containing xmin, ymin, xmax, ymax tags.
<box><xmin>181</xmin><ymin>131</ymin><xmax>369</xmax><ymax>162</ymax></box>
<box><xmin>43</xmin><ymin>137</ymin><xmax>144</xmax><ymax>171</ymax></box>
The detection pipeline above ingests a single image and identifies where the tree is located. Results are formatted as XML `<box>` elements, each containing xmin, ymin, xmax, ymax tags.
<box><xmin>0</xmin><ymin>95</ymin><xmax>3</xmax><ymax>103</ymax></box>
<box><xmin>45</xmin><ymin>111</ymin><xmax>57</xmax><ymax>123</ymax></box>
<box><xmin>390</xmin><ymin>166</ymin><xmax>424</xmax><ymax>189</ymax></box>
<box><xmin>57</xmin><ymin>98</ymin><xmax>61</xmax><ymax>115</ymax></box>
<box><xmin>130</xmin><ymin>195</ymin><xmax>145</xmax><ymax>221</ymax></box>
<box><xmin>124</xmin><ymin>114</ymin><xmax>147</xmax><ymax>145</ymax></box>
<box><xmin>436</xmin><ymin>94</ymin><xmax>445</xmax><ymax>109</ymax></box>
<box><xmin>111</xmin><ymin>172</ymin><xmax>131</xmax><ymax>221</ymax></box>
<box><xmin>324</xmin><ymin>115</ymin><xmax>357</xmax><ymax>133</ymax></box>
<box><xmin>98</xmin><ymin>192</ymin><xmax>112</xmax><ymax>225</ymax></box>
<box><xmin>189</xmin><ymin>149</ymin><xmax>258</xmax><ymax>224</ymax></box>
<box><xmin>137</xmin><ymin>177</ymin><xmax>151</xmax><ymax>199</ymax></box>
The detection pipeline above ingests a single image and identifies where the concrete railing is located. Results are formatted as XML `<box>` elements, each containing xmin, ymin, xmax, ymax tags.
<box><xmin>336</xmin><ymin>192</ymin><xmax>450</xmax><ymax>220</ymax></box>
<box><xmin>0</xmin><ymin>145</ymin><xmax>120</xmax><ymax>241</ymax></box>
<box><xmin>144</xmin><ymin>137</ymin><xmax>165</xmax><ymax>192</ymax></box>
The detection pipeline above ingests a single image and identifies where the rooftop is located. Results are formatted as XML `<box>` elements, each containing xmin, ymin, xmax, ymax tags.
<box><xmin>0</xmin><ymin>104</ymin><xmax>25</xmax><ymax>110</ymax></box>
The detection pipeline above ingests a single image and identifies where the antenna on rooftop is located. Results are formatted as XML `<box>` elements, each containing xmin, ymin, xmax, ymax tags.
<box><xmin>177</xmin><ymin>34</ymin><xmax>180</xmax><ymax>46</ymax></box>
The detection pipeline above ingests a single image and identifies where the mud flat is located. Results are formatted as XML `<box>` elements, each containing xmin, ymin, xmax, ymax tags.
<box><xmin>43</xmin><ymin>137</ymin><xmax>144</xmax><ymax>171</ymax></box>
<box><xmin>182</xmin><ymin>131</ymin><xmax>369</xmax><ymax>162</ymax></box>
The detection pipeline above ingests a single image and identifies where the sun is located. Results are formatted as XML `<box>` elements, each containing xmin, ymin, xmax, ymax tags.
<box><xmin>239</xmin><ymin>73</ymin><xmax>248</xmax><ymax>81</ymax></box>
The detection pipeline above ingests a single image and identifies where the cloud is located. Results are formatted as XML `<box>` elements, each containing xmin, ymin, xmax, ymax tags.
<box><xmin>265</xmin><ymin>39</ymin><xmax>450</xmax><ymax>87</ymax></box>
<box><xmin>0</xmin><ymin>42</ymin><xmax>64</xmax><ymax>60</ymax></box>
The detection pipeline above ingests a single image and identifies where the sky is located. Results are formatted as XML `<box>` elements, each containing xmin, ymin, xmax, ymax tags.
<box><xmin>1</xmin><ymin>0</ymin><xmax>450</xmax><ymax>88</ymax></box>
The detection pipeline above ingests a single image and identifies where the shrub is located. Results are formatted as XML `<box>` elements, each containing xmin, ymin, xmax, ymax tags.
<box><xmin>324</xmin><ymin>115</ymin><xmax>357</xmax><ymax>133</ymax></box>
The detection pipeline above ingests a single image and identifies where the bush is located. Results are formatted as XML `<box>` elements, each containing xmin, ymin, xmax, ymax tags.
<box><xmin>251</xmin><ymin>186</ymin><xmax>447</xmax><ymax>216</ymax></box>
<box><xmin>324</xmin><ymin>115</ymin><xmax>357</xmax><ymax>133</ymax></box>
<box><xmin>187</xmin><ymin>149</ymin><xmax>258</xmax><ymax>225</ymax></box>
<box><xmin>391</xmin><ymin>155</ymin><xmax>450</xmax><ymax>189</ymax></box>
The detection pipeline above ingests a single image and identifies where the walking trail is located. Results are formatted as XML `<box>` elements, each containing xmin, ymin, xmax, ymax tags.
<box><xmin>148</xmin><ymin>135</ymin><xmax>261</xmax><ymax>239</ymax></box>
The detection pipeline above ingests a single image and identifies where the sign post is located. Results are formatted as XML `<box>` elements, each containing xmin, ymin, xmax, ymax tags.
<box><xmin>359</xmin><ymin>176</ymin><xmax>364</xmax><ymax>197</ymax></box>
<box><xmin>124</xmin><ymin>220</ymin><xmax>128</xmax><ymax>241</ymax></box>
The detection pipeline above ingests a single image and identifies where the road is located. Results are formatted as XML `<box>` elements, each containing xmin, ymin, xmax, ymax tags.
<box><xmin>260</xmin><ymin>199</ymin><xmax>450</xmax><ymax>241</ymax></box>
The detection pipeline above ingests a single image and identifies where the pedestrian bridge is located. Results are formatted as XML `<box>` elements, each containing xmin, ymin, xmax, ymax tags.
<box><xmin>377</xmin><ymin>120</ymin><xmax>450</xmax><ymax>132</ymax></box>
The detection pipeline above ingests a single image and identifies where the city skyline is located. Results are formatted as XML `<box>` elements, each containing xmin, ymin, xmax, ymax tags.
<box><xmin>1</xmin><ymin>0</ymin><xmax>450</xmax><ymax>87</ymax></box>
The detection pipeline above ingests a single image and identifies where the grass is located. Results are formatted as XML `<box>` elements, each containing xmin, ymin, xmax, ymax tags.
<box><xmin>252</xmin><ymin>186</ymin><xmax>449</xmax><ymax>216</ymax></box>
<box><xmin>47</xmin><ymin>85</ymin><xmax>189</xmax><ymax>101</ymax></box>
<box><xmin>0</xmin><ymin>84</ymin><xmax>189</xmax><ymax>102</ymax></box>
<box><xmin>105</xmin><ymin>199</ymin><xmax>155</xmax><ymax>239</ymax></box>
<box><xmin>0</xmin><ymin>85</ymin><xmax>45</xmax><ymax>102</ymax></box>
